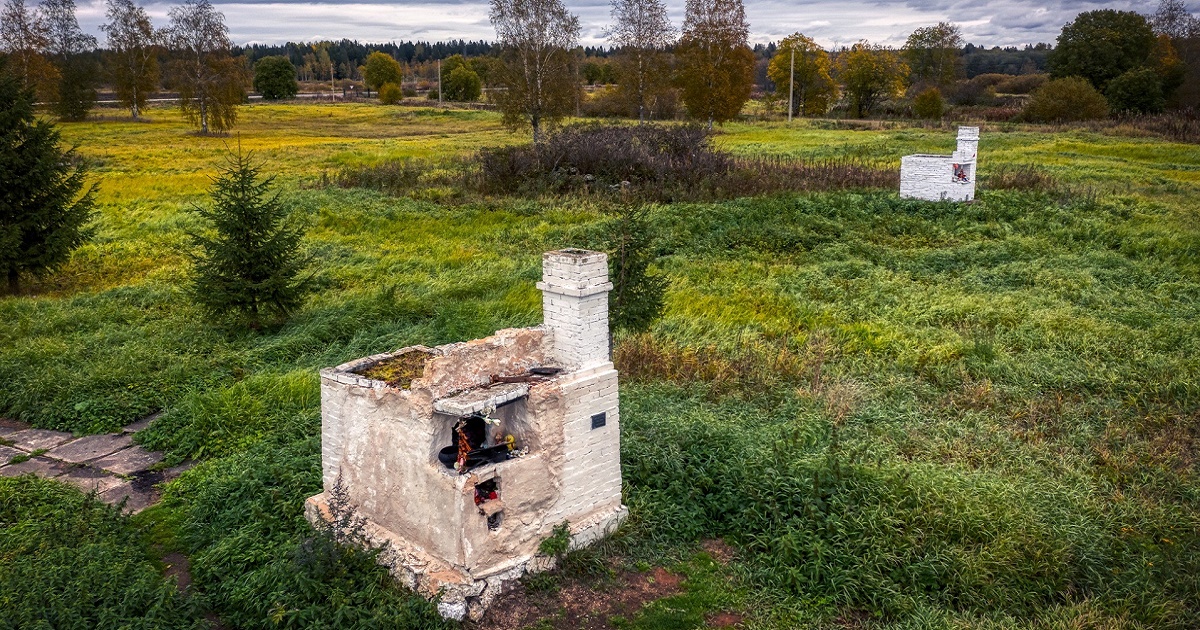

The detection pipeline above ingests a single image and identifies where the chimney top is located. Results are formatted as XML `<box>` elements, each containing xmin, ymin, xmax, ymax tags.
<box><xmin>537</xmin><ymin>249</ymin><xmax>612</xmax><ymax>298</ymax></box>
<box><xmin>537</xmin><ymin>249</ymin><xmax>612</xmax><ymax>367</ymax></box>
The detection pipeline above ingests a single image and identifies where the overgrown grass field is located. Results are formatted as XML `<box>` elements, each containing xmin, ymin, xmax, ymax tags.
<box><xmin>2</xmin><ymin>103</ymin><xmax>1199</xmax><ymax>628</ymax></box>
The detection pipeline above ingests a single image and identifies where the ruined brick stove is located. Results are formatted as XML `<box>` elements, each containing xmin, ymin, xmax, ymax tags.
<box><xmin>900</xmin><ymin>126</ymin><xmax>980</xmax><ymax>202</ymax></box>
<box><xmin>305</xmin><ymin>249</ymin><xmax>626</xmax><ymax>621</ymax></box>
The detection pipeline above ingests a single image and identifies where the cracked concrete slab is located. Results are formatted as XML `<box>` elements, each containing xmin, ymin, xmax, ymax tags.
<box><xmin>7</xmin><ymin>428</ymin><xmax>74</xmax><ymax>452</ymax></box>
<box><xmin>121</xmin><ymin>412</ymin><xmax>161</xmax><ymax>434</ymax></box>
<box><xmin>0</xmin><ymin>445</ymin><xmax>23</xmax><ymax>466</ymax></box>
<box><xmin>0</xmin><ymin>456</ymin><xmax>69</xmax><ymax>478</ymax></box>
<box><xmin>99</xmin><ymin>481</ymin><xmax>158</xmax><ymax>514</ymax></box>
<box><xmin>92</xmin><ymin>446</ymin><xmax>163</xmax><ymax>476</ymax></box>
<box><xmin>59</xmin><ymin>467</ymin><xmax>125</xmax><ymax>494</ymax></box>
<box><xmin>47</xmin><ymin>433</ymin><xmax>134</xmax><ymax>464</ymax></box>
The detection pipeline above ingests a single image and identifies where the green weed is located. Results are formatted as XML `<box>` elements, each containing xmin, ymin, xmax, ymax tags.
<box><xmin>1</xmin><ymin>104</ymin><xmax>1197</xmax><ymax>628</ymax></box>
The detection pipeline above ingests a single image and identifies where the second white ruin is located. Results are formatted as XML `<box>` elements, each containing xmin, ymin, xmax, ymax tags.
<box><xmin>900</xmin><ymin>126</ymin><xmax>980</xmax><ymax>202</ymax></box>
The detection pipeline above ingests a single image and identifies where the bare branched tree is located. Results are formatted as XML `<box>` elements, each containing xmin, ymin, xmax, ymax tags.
<box><xmin>42</xmin><ymin>0</ymin><xmax>98</xmax><ymax>120</ymax></box>
<box><xmin>42</xmin><ymin>0</ymin><xmax>94</xmax><ymax>58</ymax></box>
<box><xmin>676</xmin><ymin>0</ymin><xmax>755</xmax><ymax>129</ymax></box>
<box><xmin>1152</xmin><ymin>0</ymin><xmax>1200</xmax><ymax>40</ymax></box>
<box><xmin>489</xmin><ymin>0</ymin><xmax>580</xmax><ymax>142</ymax></box>
<box><xmin>168</xmin><ymin>0</ymin><xmax>244</xmax><ymax>134</ymax></box>
<box><xmin>102</xmin><ymin>0</ymin><xmax>163</xmax><ymax>120</ymax></box>
<box><xmin>607</xmin><ymin>0</ymin><xmax>674</xmax><ymax>123</ymax></box>
<box><xmin>0</xmin><ymin>0</ymin><xmax>56</xmax><ymax>99</ymax></box>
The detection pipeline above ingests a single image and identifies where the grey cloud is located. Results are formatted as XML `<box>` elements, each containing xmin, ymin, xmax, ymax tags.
<box><xmin>73</xmin><ymin>0</ymin><xmax>1181</xmax><ymax>49</ymax></box>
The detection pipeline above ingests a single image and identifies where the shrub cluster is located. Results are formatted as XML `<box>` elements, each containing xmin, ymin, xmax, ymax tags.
<box><xmin>912</xmin><ymin>87</ymin><xmax>945</xmax><ymax>119</ymax></box>
<box><xmin>1106</xmin><ymin>67</ymin><xmax>1166</xmax><ymax>114</ymax></box>
<box><xmin>378</xmin><ymin>83</ymin><xmax>403</xmax><ymax>105</ymax></box>
<box><xmin>1021</xmin><ymin>77</ymin><xmax>1109</xmax><ymax>122</ymax></box>
<box><xmin>476</xmin><ymin>124</ymin><xmax>896</xmax><ymax>202</ymax></box>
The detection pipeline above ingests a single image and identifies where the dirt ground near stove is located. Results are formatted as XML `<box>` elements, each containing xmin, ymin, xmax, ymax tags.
<box><xmin>473</xmin><ymin>566</ymin><xmax>684</xmax><ymax>630</ymax></box>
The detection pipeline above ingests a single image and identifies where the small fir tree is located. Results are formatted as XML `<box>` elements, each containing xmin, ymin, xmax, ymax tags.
<box><xmin>188</xmin><ymin>148</ymin><xmax>310</xmax><ymax>328</ymax></box>
<box><xmin>0</xmin><ymin>58</ymin><xmax>95</xmax><ymax>295</ymax></box>
<box><xmin>606</xmin><ymin>203</ymin><xmax>667</xmax><ymax>334</ymax></box>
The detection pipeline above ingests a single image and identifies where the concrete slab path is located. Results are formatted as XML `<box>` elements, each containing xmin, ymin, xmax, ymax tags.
<box><xmin>0</xmin><ymin>415</ymin><xmax>175</xmax><ymax>514</ymax></box>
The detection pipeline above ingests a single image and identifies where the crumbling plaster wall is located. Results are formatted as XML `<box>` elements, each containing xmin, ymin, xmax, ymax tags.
<box><xmin>319</xmin><ymin>325</ymin><xmax>595</xmax><ymax>574</ymax></box>
<box><xmin>311</xmin><ymin>248</ymin><xmax>628</xmax><ymax>621</ymax></box>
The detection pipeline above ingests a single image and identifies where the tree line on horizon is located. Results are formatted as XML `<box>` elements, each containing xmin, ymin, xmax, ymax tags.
<box><xmin>0</xmin><ymin>0</ymin><xmax>1197</xmax><ymax>135</ymax></box>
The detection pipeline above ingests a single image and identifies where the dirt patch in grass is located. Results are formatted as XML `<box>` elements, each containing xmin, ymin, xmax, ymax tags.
<box><xmin>162</xmin><ymin>551</ymin><xmax>192</xmax><ymax>591</ymax></box>
<box><xmin>834</xmin><ymin>609</ymin><xmax>873</xmax><ymax>629</ymax></box>
<box><xmin>707</xmin><ymin>611</ymin><xmax>745</xmax><ymax>627</ymax></box>
<box><xmin>701</xmin><ymin>539</ymin><xmax>736</xmax><ymax>565</ymax></box>
<box><xmin>473</xmin><ymin>566</ymin><xmax>684</xmax><ymax>630</ymax></box>
<box><xmin>354</xmin><ymin>350</ymin><xmax>432</xmax><ymax>388</ymax></box>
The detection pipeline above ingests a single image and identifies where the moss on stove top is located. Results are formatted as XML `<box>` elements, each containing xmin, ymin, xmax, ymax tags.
<box><xmin>355</xmin><ymin>351</ymin><xmax>432</xmax><ymax>389</ymax></box>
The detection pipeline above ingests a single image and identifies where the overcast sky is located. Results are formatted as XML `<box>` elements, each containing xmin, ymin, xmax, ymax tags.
<box><xmin>71</xmin><ymin>0</ymin><xmax>1179</xmax><ymax>49</ymax></box>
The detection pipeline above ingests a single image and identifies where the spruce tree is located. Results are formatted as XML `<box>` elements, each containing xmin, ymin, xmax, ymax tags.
<box><xmin>188</xmin><ymin>149</ymin><xmax>309</xmax><ymax>328</ymax></box>
<box><xmin>606</xmin><ymin>203</ymin><xmax>667</xmax><ymax>333</ymax></box>
<box><xmin>0</xmin><ymin>58</ymin><xmax>95</xmax><ymax>295</ymax></box>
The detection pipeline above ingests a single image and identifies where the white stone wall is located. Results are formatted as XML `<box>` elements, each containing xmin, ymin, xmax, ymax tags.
<box><xmin>537</xmin><ymin>249</ymin><xmax>614</xmax><ymax>369</ymax></box>
<box><xmin>549</xmin><ymin>364</ymin><xmax>623</xmax><ymax>528</ymax></box>
<box><xmin>899</xmin><ymin>126</ymin><xmax>979</xmax><ymax>202</ymax></box>
<box><xmin>536</xmin><ymin>249</ymin><xmax>624</xmax><ymax>535</ymax></box>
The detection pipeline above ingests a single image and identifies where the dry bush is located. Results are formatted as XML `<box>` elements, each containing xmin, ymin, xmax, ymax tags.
<box><xmin>973</xmin><ymin>105</ymin><xmax>1024</xmax><ymax>122</ymax></box>
<box><xmin>1117</xmin><ymin>109</ymin><xmax>1200</xmax><ymax>144</ymax></box>
<box><xmin>615</xmin><ymin>331</ymin><xmax>843</xmax><ymax>402</ymax></box>
<box><xmin>1021</xmin><ymin>77</ymin><xmax>1108</xmax><ymax>123</ymax></box>
<box><xmin>994</xmin><ymin>74</ymin><xmax>1048</xmax><ymax>95</ymax></box>
<box><xmin>477</xmin><ymin>124</ymin><xmax>895</xmax><ymax>202</ymax></box>
<box><xmin>982</xmin><ymin>165</ymin><xmax>1062</xmax><ymax>192</ymax></box>
<box><xmin>325</xmin><ymin>158</ymin><xmax>466</xmax><ymax>196</ymax></box>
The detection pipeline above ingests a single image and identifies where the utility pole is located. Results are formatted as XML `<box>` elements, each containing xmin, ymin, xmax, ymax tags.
<box><xmin>788</xmin><ymin>47</ymin><xmax>795</xmax><ymax>123</ymax></box>
<box><xmin>438</xmin><ymin>59</ymin><xmax>442</xmax><ymax>104</ymax></box>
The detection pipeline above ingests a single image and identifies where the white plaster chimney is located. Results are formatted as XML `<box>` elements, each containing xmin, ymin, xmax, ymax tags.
<box><xmin>954</xmin><ymin>126</ymin><xmax>979</xmax><ymax>162</ymax></box>
<box><xmin>536</xmin><ymin>249</ymin><xmax>613</xmax><ymax>368</ymax></box>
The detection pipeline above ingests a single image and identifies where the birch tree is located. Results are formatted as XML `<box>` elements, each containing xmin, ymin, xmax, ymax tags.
<box><xmin>767</xmin><ymin>33</ymin><xmax>836</xmax><ymax>117</ymax></box>
<box><xmin>42</xmin><ymin>0</ymin><xmax>97</xmax><ymax>120</ymax></box>
<box><xmin>168</xmin><ymin>0</ymin><xmax>244</xmax><ymax>134</ymax></box>
<box><xmin>838</xmin><ymin>41</ymin><xmax>907</xmax><ymax>117</ymax></box>
<box><xmin>903</xmin><ymin>22</ymin><xmax>962</xmax><ymax>89</ymax></box>
<box><xmin>489</xmin><ymin>0</ymin><xmax>580</xmax><ymax>142</ymax></box>
<box><xmin>0</xmin><ymin>0</ymin><xmax>57</xmax><ymax>100</ymax></box>
<box><xmin>607</xmin><ymin>0</ymin><xmax>674</xmax><ymax>123</ymax></box>
<box><xmin>102</xmin><ymin>0</ymin><xmax>163</xmax><ymax>120</ymax></box>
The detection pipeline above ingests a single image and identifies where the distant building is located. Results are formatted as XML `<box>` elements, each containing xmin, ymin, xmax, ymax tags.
<box><xmin>900</xmin><ymin>127</ymin><xmax>979</xmax><ymax>202</ymax></box>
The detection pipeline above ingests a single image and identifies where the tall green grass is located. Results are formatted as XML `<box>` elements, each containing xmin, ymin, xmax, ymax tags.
<box><xmin>0</xmin><ymin>476</ymin><xmax>200</xmax><ymax>628</ymax></box>
<box><xmin>2</xmin><ymin>107</ymin><xmax>1199</xmax><ymax>627</ymax></box>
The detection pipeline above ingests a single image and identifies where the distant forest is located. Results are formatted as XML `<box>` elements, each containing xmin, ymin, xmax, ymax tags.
<box><xmin>232</xmin><ymin>38</ymin><xmax>1051</xmax><ymax>82</ymax></box>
